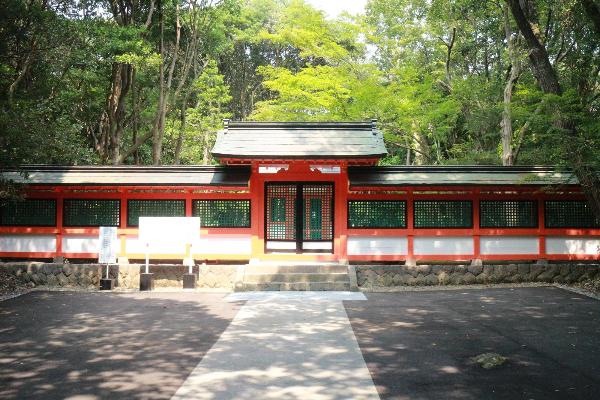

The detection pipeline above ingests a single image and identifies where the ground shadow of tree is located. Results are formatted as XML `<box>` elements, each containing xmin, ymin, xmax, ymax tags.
<box><xmin>0</xmin><ymin>291</ymin><xmax>244</xmax><ymax>399</ymax></box>
<box><xmin>344</xmin><ymin>287</ymin><xmax>600</xmax><ymax>400</ymax></box>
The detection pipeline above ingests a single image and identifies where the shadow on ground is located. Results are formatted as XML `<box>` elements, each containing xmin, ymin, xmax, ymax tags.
<box><xmin>0</xmin><ymin>291</ymin><xmax>243</xmax><ymax>400</ymax></box>
<box><xmin>345</xmin><ymin>287</ymin><xmax>600</xmax><ymax>400</ymax></box>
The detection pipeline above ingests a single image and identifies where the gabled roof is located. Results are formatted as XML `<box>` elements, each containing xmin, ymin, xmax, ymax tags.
<box><xmin>348</xmin><ymin>166</ymin><xmax>579</xmax><ymax>186</ymax></box>
<box><xmin>1</xmin><ymin>165</ymin><xmax>251</xmax><ymax>186</ymax></box>
<box><xmin>211</xmin><ymin>120</ymin><xmax>387</xmax><ymax>161</ymax></box>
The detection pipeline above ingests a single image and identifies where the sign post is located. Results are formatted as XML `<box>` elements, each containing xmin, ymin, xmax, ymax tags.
<box><xmin>98</xmin><ymin>227</ymin><xmax>118</xmax><ymax>290</ymax></box>
<box><xmin>138</xmin><ymin>217</ymin><xmax>200</xmax><ymax>291</ymax></box>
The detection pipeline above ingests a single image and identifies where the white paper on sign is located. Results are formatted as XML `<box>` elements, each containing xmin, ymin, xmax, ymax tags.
<box><xmin>138</xmin><ymin>217</ymin><xmax>201</xmax><ymax>254</ymax></box>
<box><xmin>98</xmin><ymin>226</ymin><xmax>118</xmax><ymax>264</ymax></box>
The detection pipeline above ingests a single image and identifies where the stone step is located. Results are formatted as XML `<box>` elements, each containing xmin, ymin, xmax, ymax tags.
<box><xmin>245</xmin><ymin>264</ymin><xmax>348</xmax><ymax>274</ymax></box>
<box><xmin>240</xmin><ymin>282</ymin><xmax>352</xmax><ymax>291</ymax></box>
<box><xmin>244</xmin><ymin>273</ymin><xmax>350</xmax><ymax>284</ymax></box>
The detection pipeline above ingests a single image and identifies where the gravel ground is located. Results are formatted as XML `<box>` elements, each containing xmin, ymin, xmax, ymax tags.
<box><xmin>572</xmin><ymin>278</ymin><xmax>600</xmax><ymax>295</ymax></box>
<box><xmin>0</xmin><ymin>269</ymin><xmax>31</xmax><ymax>301</ymax></box>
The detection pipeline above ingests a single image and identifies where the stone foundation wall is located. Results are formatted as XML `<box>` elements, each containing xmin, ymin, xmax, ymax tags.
<box><xmin>143</xmin><ymin>264</ymin><xmax>237</xmax><ymax>289</ymax></box>
<box><xmin>0</xmin><ymin>262</ymin><xmax>237</xmax><ymax>290</ymax></box>
<box><xmin>197</xmin><ymin>265</ymin><xmax>237</xmax><ymax>289</ymax></box>
<box><xmin>1</xmin><ymin>263</ymin><xmax>140</xmax><ymax>290</ymax></box>
<box><xmin>356</xmin><ymin>263</ymin><xmax>600</xmax><ymax>289</ymax></box>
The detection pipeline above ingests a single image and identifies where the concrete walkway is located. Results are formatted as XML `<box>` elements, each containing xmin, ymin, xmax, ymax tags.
<box><xmin>172</xmin><ymin>292</ymin><xmax>380</xmax><ymax>400</ymax></box>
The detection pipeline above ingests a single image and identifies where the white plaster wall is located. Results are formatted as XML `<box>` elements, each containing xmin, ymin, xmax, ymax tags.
<box><xmin>266</xmin><ymin>241</ymin><xmax>296</xmax><ymax>250</ymax></box>
<box><xmin>347</xmin><ymin>236</ymin><xmax>408</xmax><ymax>255</ymax></box>
<box><xmin>414</xmin><ymin>236</ymin><xmax>473</xmax><ymax>255</ymax></box>
<box><xmin>127</xmin><ymin>234</ymin><xmax>252</xmax><ymax>255</ymax></box>
<box><xmin>302</xmin><ymin>242</ymin><xmax>333</xmax><ymax>250</ymax></box>
<box><xmin>546</xmin><ymin>237</ymin><xmax>600</xmax><ymax>255</ymax></box>
<box><xmin>196</xmin><ymin>235</ymin><xmax>251</xmax><ymax>254</ymax></box>
<box><xmin>480</xmin><ymin>236</ymin><xmax>539</xmax><ymax>255</ymax></box>
<box><xmin>0</xmin><ymin>235</ymin><xmax>56</xmax><ymax>253</ymax></box>
<box><xmin>62</xmin><ymin>235</ymin><xmax>100</xmax><ymax>253</ymax></box>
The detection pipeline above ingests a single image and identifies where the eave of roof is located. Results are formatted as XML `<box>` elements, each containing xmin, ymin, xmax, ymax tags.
<box><xmin>348</xmin><ymin>166</ymin><xmax>581</xmax><ymax>186</ymax></box>
<box><xmin>1</xmin><ymin>165</ymin><xmax>251</xmax><ymax>186</ymax></box>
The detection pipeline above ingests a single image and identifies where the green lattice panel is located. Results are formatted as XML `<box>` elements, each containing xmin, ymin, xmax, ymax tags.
<box><xmin>63</xmin><ymin>199</ymin><xmax>120</xmax><ymax>227</ymax></box>
<box><xmin>192</xmin><ymin>200</ymin><xmax>250</xmax><ymax>228</ymax></box>
<box><xmin>0</xmin><ymin>199</ymin><xmax>56</xmax><ymax>226</ymax></box>
<box><xmin>271</xmin><ymin>198</ymin><xmax>287</xmax><ymax>223</ymax></box>
<box><xmin>348</xmin><ymin>200</ymin><xmax>406</xmax><ymax>228</ymax></box>
<box><xmin>545</xmin><ymin>201</ymin><xmax>600</xmax><ymax>228</ymax></box>
<box><xmin>480</xmin><ymin>200</ymin><xmax>538</xmax><ymax>228</ymax></box>
<box><xmin>306</xmin><ymin>198</ymin><xmax>323</xmax><ymax>239</ymax></box>
<box><xmin>266</xmin><ymin>184</ymin><xmax>296</xmax><ymax>240</ymax></box>
<box><xmin>302</xmin><ymin>185</ymin><xmax>333</xmax><ymax>241</ymax></box>
<box><xmin>127</xmin><ymin>199</ymin><xmax>185</xmax><ymax>227</ymax></box>
<box><xmin>414</xmin><ymin>200</ymin><xmax>472</xmax><ymax>228</ymax></box>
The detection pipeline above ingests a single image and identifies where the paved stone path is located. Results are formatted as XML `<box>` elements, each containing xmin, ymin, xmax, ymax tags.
<box><xmin>172</xmin><ymin>292</ymin><xmax>380</xmax><ymax>400</ymax></box>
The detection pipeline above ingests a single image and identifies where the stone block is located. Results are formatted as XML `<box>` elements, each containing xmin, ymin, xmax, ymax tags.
<box><xmin>438</xmin><ymin>271</ymin><xmax>450</xmax><ymax>285</ymax></box>
<box><xmin>449</xmin><ymin>273</ymin><xmax>464</xmax><ymax>285</ymax></box>
<box><xmin>62</xmin><ymin>264</ymin><xmax>74</xmax><ymax>277</ymax></box>
<box><xmin>441</xmin><ymin>264</ymin><xmax>455</xmax><ymax>273</ymax></box>
<box><xmin>454</xmin><ymin>265</ymin><xmax>467</xmax><ymax>274</ymax></box>
<box><xmin>468</xmin><ymin>260</ymin><xmax>483</xmax><ymax>276</ymax></box>
<box><xmin>405</xmin><ymin>265</ymin><xmax>419</xmax><ymax>278</ymax></box>
<box><xmin>57</xmin><ymin>273</ymin><xmax>69</xmax><ymax>286</ymax></box>
<box><xmin>406</xmin><ymin>276</ymin><xmax>418</xmax><ymax>286</ymax></box>
<box><xmin>483</xmin><ymin>265</ymin><xmax>495</xmax><ymax>276</ymax></box>
<box><xmin>424</xmin><ymin>274</ymin><xmax>438</xmax><ymax>285</ymax></box>
<box><xmin>463</xmin><ymin>272</ymin><xmax>477</xmax><ymax>284</ymax></box>
<box><xmin>508</xmin><ymin>274</ymin><xmax>522</xmax><ymax>283</ymax></box>
<box><xmin>517</xmin><ymin>264</ymin><xmax>530</xmax><ymax>276</ymax></box>
<box><xmin>535</xmin><ymin>258</ymin><xmax>549</xmax><ymax>266</ymax></box>
<box><xmin>559</xmin><ymin>264</ymin><xmax>571</xmax><ymax>277</ymax></box>
<box><xmin>475</xmin><ymin>273</ymin><xmax>489</xmax><ymax>284</ymax></box>
<box><xmin>381</xmin><ymin>273</ymin><xmax>394</xmax><ymax>287</ymax></box>
<box><xmin>530</xmin><ymin>263</ymin><xmax>545</xmax><ymax>280</ymax></box>
<box><xmin>47</xmin><ymin>274</ymin><xmax>58</xmax><ymax>286</ymax></box>
<box><xmin>505</xmin><ymin>264</ymin><xmax>518</xmax><ymax>275</ymax></box>
<box><xmin>416</xmin><ymin>264</ymin><xmax>432</xmax><ymax>275</ymax></box>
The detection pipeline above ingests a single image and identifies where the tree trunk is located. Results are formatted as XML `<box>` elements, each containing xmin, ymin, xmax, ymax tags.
<box><xmin>173</xmin><ymin>96</ymin><xmax>189</xmax><ymax>165</ymax></box>
<box><xmin>102</xmin><ymin>62</ymin><xmax>133</xmax><ymax>165</ymax></box>
<box><xmin>152</xmin><ymin>1</ymin><xmax>181</xmax><ymax>165</ymax></box>
<box><xmin>500</xmin><ymin>3</ymin><xmax>522</xmax><ymax>166</ymax></box>
<box><xmin>581</xmin><ymin>0</ymin><xmax>600</xmax><ymax>36</ymax></box>
<box><xmin>506</xmin><ymin>0</ymin><xmax>600</xmax><ymax>218</ymax></box>
<box><xmin>506</xmin><ymin>0</ymin><xmax>561</xmax><ymax>94</ymax></box>
<box><xmin>152</xmin><ymin>0</ymin><xmax>166</xmax><ymax>165</ymax></box>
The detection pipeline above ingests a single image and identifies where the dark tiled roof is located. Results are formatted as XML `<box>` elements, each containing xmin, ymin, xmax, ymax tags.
<box><xmin>1</xmin><ymin>165</ymin><xmax>251</xmax><ymax>186</ymax></box>
<box><xmin>348</xmin><ymin>166</ymin><xmax>579</xmax><ymax>186</ymax></box>
<box><xmin>211</xmin><ymin>121</ymin><xmax>387</xmax><ymax>159</ymax></box>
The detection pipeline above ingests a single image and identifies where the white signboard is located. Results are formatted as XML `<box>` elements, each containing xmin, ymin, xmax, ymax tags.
<box><xmin>138</xmin><ymin>217</ymin><xmax>201</xmax><ymax>250</ymax></box>
<box><xmin>98</xmin><ymin>226</ymin><xmax>118</xmax><ymax>264</ymax></box>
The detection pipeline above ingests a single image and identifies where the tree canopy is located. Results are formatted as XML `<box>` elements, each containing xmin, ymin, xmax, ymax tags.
<box><xmin>2</xmin><ymin>0</ymin><xmax>600</xmax><ymax>208</ymax></box>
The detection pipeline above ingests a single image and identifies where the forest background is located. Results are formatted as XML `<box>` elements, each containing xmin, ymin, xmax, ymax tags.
<box><xmin>1</xmin><ymin>0</ymin><xmax>600</xmax><ymax>213</ymax></box>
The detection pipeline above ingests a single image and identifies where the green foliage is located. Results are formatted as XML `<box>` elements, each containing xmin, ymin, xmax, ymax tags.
<box><xmin>0</xmin><ymin>0</ymin><xmax>598</xmax><ymax>180</ymax></box>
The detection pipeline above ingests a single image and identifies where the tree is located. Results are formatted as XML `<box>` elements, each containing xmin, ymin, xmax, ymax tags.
<box><xmin>175</xmin><ymin>59</ymin><xmax>231</xmax><ymax>164</ymax></box>
<box><xmin>506</xmin><ymin>0</ymin><xmax>600</xmax><ymax>218</ymax></box>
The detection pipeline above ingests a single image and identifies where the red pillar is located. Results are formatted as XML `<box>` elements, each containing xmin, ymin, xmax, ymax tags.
<box><xmin>472</xmin><ymin>189</ymin><xmax>481</xmax><ymax>259</ymax></box>
<box><xmin>538</xmin><ymin>197</ymin><xmax>546</xmax><ymax>259</ymax></box>
<box><xmin>55</xmin><ymin>189</ymin><xmax>64</xmax><ymax>258</ymax></box>
<box><xmin>407</xmin><ymin>189</ymin><xmax>414</xmax><ymax>262</ymax></box>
